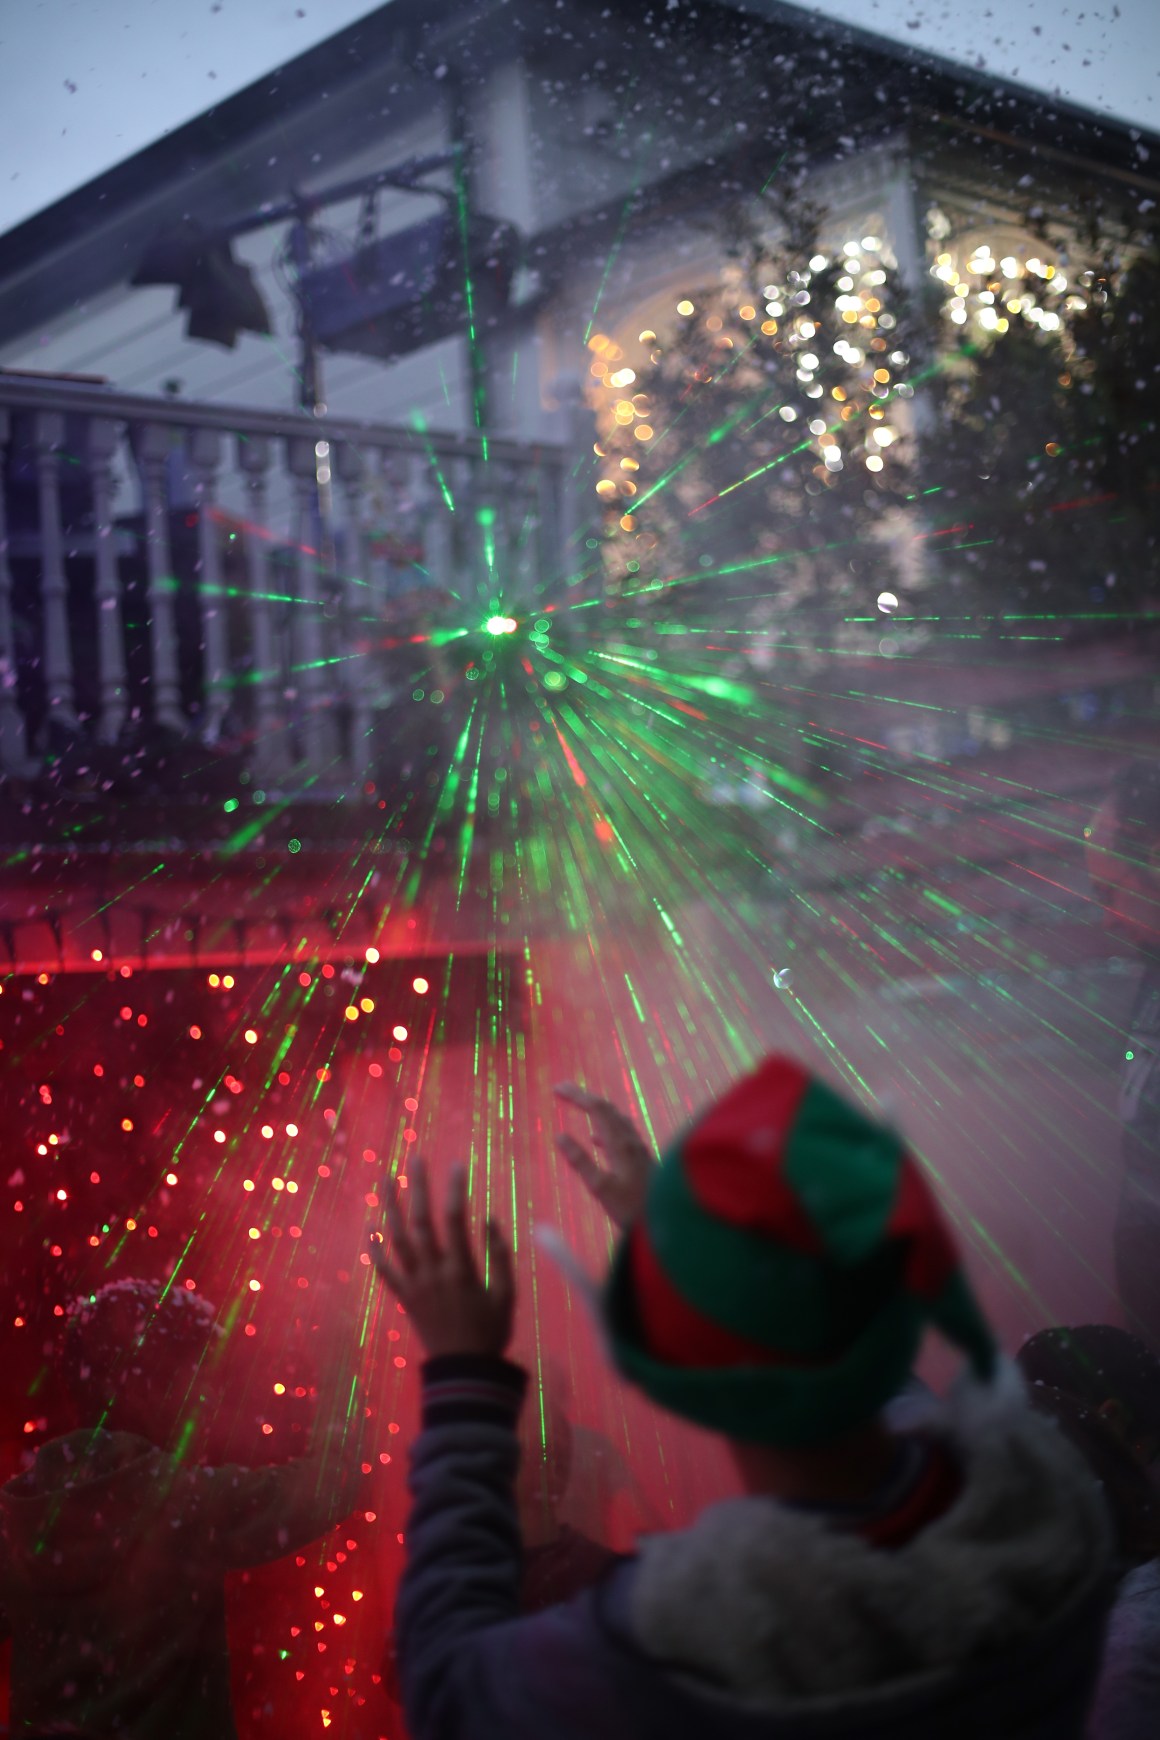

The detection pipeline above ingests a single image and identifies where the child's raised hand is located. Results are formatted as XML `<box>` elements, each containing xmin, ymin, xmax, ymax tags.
<box><xmin>553</xmin><ymin>1083</ymin><xmax>657</xmax><ymax>1229</ymax></box>
<box><xmin>369</xmin><ymin>1158</ymin><xmax>515</xmax><ymax>1360</ymax></box>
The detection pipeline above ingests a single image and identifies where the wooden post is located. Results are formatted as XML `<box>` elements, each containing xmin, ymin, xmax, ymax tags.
<box><xmin>188</xmin><ymin>428</ymin><xmax>229</xmax><ymax>743</ymax></box>
<box><xmin>237</xmin><ymin>435</ymin><xmax>287</xmax><ymax>780</ymax></box>
<box><xmin>0</xmin><ymin>411</ymin><xmax>31</xmax><ymax>771</ymax></box>
<box><xmin>286</xmin><ymin>436</ymin><xmax>337</xmax><ymax>775</ymax></box>
<box><xmin>134</xmin><ymin>422</ymin><xmax>186</xmax><ymax>731</ymax></box>
<box><xmin>34</xmin><ymin>412</ymin><xmax>78</xmax><ymax>728</ymax></box>
<box><xmin>335</xmin><ymin>441</ymin><xmax>374</xmax><ymax>783</ymax></box>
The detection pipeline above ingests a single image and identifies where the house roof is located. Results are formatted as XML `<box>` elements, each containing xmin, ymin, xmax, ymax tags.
<box><xmin>1</xmin><ymin>0</ymin><xmax>1156</xmax><ymax>348</ymax></box>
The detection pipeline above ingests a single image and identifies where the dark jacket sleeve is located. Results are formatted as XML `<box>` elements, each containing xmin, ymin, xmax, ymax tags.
<box><xmin>1087</xmin><ymin>1558</ymin><xmax>1160</xmax><ymax>1740</ymax></box>
<box><xmin>396</xmin><ymin>1356</ymin><xmax>668</xmax><ymax>1740</ymax></box>
<box><xmin>394</xmin><ymin>1354</ymin><xmax>528</xmax><ymax>1724</ymax></box>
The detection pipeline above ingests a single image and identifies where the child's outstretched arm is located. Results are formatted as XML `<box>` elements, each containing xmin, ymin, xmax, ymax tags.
<box><xmin>370</xmin><ymin>1158</ymin><xmax>525</xmax><ymax>1734</ymax></box>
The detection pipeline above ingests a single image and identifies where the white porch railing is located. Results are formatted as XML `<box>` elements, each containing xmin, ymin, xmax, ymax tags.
<box><xmin>0</xmin><ymin>373</ymin><xmax>592</xmax><ymax>789</ymax></box>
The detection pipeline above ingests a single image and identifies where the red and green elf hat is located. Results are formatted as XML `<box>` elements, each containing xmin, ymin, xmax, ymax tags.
<box><xmin>602</xmin><ymin>1056</ymin><xmax>996</xmax><ymax>1447</ymax></box>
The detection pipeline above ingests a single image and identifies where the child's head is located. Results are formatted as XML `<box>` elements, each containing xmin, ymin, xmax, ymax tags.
<box><xmin>62</xmin><ymin>1278</ymin><xmax>222</xmax><ymax>1452</ymax></box>
<box><xmin>1017</xmin><ymin>1324</ymin><xmax>1160</xmax><ymax>1562</ymax></box>
<box><xmin>600</xmin><ymin>1056</ymin><xmax>996</xmax><ymax>1454</ymax></box>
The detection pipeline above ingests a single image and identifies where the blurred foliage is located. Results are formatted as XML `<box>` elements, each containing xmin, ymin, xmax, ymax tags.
<box><xmin>589</xmin><ymin>179</ymin><xmax>921</xmax><ymax>667</ymax></box>
<box><xmin>924</xmin><ymin>216</ymin><xmax>1160</xmax><ymax>631</ymax></box>
<box><xmin>588</xmin><ymin>180</ymin><xmax>1159</xmax><ymax>650</ymax></box>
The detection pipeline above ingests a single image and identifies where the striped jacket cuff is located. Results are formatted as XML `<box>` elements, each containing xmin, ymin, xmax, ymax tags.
<box><xmin>420</xmin><ymin>1355</ymin><xmax>527</xmax><ymax>1430</ymax></box>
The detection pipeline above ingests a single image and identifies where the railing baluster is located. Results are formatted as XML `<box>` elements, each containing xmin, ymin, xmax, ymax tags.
<box><xmin>365</xmin><ymin>448</ymin><xmax>396</xmax><ymax>612</ymax></box>
<box><xmin>470</xmin><ymin>461</ymin><xmax>509</xmax><ymax>608</ymax></box>
<box><xmin>88</xmin><ymin>418</ymin><xmax>128</xmax><ymax>744</ymax></box>
<box><xmin>416</xmin><ymin>453</ymin><xmax>454</xmax><ymax>600</ymax></box>
<box><xmin>237</xmin><ymin>436</ymin><xmax>286</xmax><ymax>781</ymax></box>
<box><xmin>336</xmin><ymin>442</ymin><xmax>374</xmax><ymax>782</ymax></box>
<box><xmin>451</xmin><ymin>455</ymin><xmax>474</xmax><ymax>602</ymax></box>
<box><xmin>508</xmin><ymin>460</ymin><xmax>539</xmax><ymax>603</ymax></box>
<box><xmin>502</xmin><ymin>461</ymin><xmax>522</xmax><ymax>597</ymax></box>
<box><xmin>0</xmin><ymin>411</ymin><xmax>31</xmax><ymax>772</ymax></box>
<box><xmin>134</xmin><ymin>422</ymin><xmax>186</xmax><ymax>731</ymax></box>
<box><xmin>188</xmin><ymin>429</ymin><xmax>228</xmax><ymax>743</ymax></box>
<box><xmin>0</xmin><ymin>379</ymin><xmax>571</xmax><ymax>797</ymax></box>
<box><xmin>390</xmin><ymin>452</ymin><xmax>421</xmax><ymax>599</ymax></box>
<box><xmin>35</xmin><ymin>412</ymin><xmax>78</xmax><ymax>731</ymax></box>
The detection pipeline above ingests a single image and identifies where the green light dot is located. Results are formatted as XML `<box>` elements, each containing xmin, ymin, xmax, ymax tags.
<box><xmin>430</xmin><ymin>690</ymin><xmax>445</xmax><ymax>704</ymax></box>
<box><xmin>288</xmin><ymin>839</ymin><xmax>302</xmax><ymax>855</ymax></box>
<box><xmin>253</xmin><ymin>790</ymin><xmax>266</xmax><ymax>804</ymax></box>
<box><xmin>223</xmin><ymin>798</ymin><xmax>239</xmax><ymax>813</ymax></box>
<box><xmin>476</xmin><ymin>505</ymin><xmax>496</xmax><ymax>526</ymax></box>
<box><xmin>543</xmin><ymin>671</ymin><xmax>567</xmax><ymax>691</ymax></box>
<box><xmin>412</xmin><ymin>689</ymin><xmax>425</xmax><ymax>702</ymax></box>
<box><xmin>534</xmin><ymin>619</ymin><xmax>550</xmax><ymax>632</ymax></box>
<box><xmin>1127</xmin><ymin>1050</ymin><xmax>1135</xmax><ymax>1061</ymax></box>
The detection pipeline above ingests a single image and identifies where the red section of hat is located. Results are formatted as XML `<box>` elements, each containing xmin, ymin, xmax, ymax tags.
<box><xmin>628</xmin><ymin>1220</ymin><xmax>813</xmax><ymax>1369</ymax></box>
<box><xmin>680</xmin><ymin>1056</ymin><xmax>823</xmax><ymax>1253</ymax></box>
<box><xmin>886</xmin><ymin>1156</ymin><xmax>959</xmax><ymax>1300</ymax></box>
